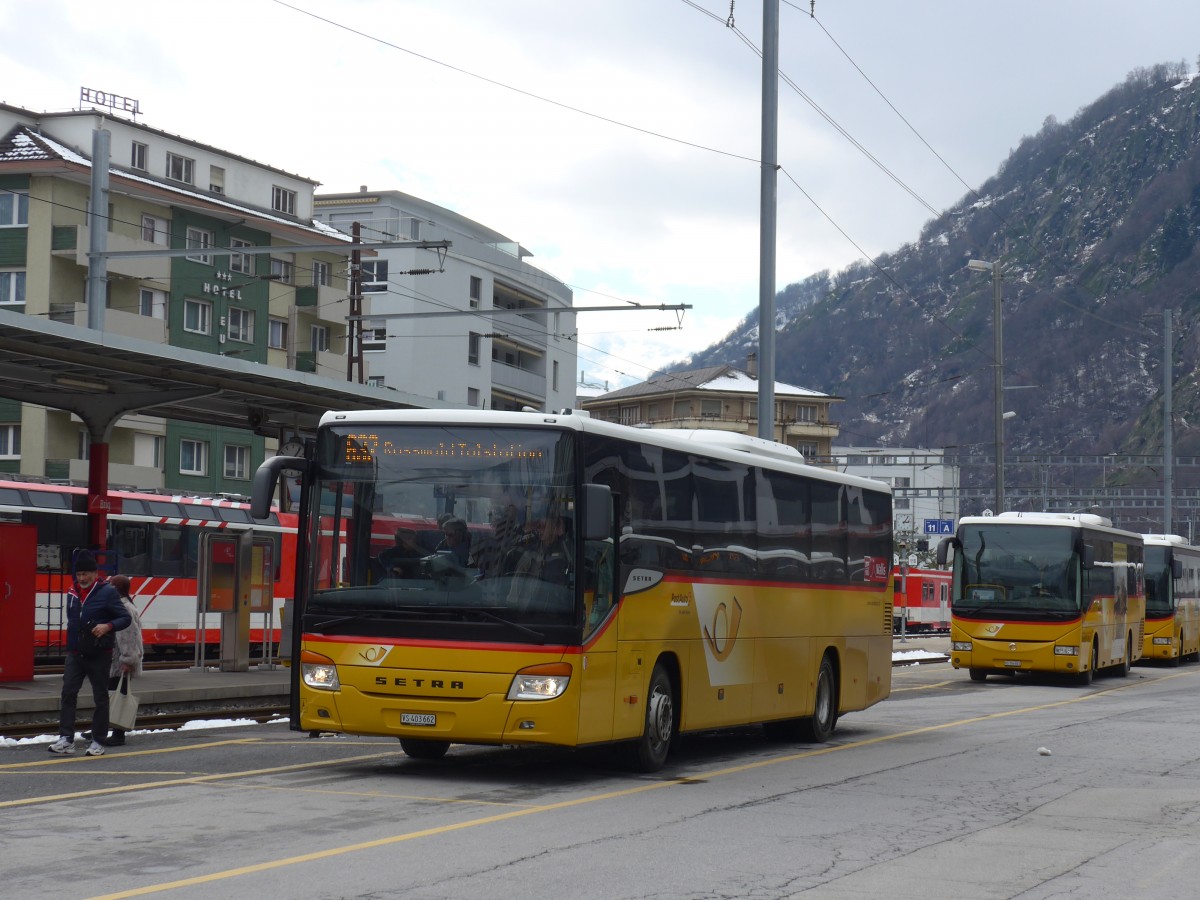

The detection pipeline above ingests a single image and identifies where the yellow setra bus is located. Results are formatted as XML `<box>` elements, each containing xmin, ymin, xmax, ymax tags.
<box><xmin>1140</xmin><ymin>534</ymin><xmax>1200</xmax><ymax>665</ymax></box>
<box><xmin>252</xmin><ymin>409</ymin><xmax>894</xmax><ymax>771</ymax></box>
<box><xmin>938</xmin><ymin>511</ymin><xmax>1144</xmax><ymax>684</ymax></box>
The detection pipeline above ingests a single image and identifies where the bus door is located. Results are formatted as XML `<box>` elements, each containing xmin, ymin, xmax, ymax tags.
<box><xmin>576</xmin><ymin>485</ymin><xmax>618</xmax><ymax>744</ymax></box>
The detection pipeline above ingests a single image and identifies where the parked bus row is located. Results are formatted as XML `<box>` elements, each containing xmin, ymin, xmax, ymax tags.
<box><xmin>937</xmin><ymin>511</ymin><xmax>1200</xmax><ymax>683</ymax></box>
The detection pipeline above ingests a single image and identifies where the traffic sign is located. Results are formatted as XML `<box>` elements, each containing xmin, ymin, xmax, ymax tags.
<box><xmin>923</xmin><ymin>518</ymin><xmax>955</xmax><ymax>535</ymax></box>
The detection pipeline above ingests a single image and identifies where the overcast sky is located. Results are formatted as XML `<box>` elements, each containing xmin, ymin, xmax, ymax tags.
<box><xmin>4</xmin><ymin>1</ymin><xmax>1200</xmax><ymax>390</ymax></box>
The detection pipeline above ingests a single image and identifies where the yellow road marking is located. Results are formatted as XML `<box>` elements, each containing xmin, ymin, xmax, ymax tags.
<box><xmin>84</xmin><ymin>667</ymin><xmax>1200</xmax><ymax>898</ymax></box>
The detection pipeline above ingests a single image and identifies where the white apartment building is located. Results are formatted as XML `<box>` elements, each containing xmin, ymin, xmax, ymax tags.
<box><xmin>314</xmin><ymin>189</ymin><xmax>576</xmax><ymax>412</ymax></box>
<box><xmin>831</xmin><ymin>447</ymin><xmax>961</xmax><ymax>541</ymax></box>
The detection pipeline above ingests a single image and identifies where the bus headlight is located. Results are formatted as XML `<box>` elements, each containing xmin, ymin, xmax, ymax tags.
<box><xmin>1153</xmin><ymin>637</ymin><xmax>1173</xmax><ymax>645</ymax></box>
<box><xmin>507</xmin><ymin>662</ymin><xmax>571</xmax><ymax>701</ymax></box>
<box><xmin>1054</xmin><ymin>645</ymin><xmax>1079</xmax><ymax>656</ymax></box>
<box><xmin>952</xmin><ymin>641</ymin><xmax>972</xmax><ymax>652</ymax></box>
<box><xmin>302</xmin><ymin>663</ymin><xmax>340</xmax><ymax>690</ymax></box>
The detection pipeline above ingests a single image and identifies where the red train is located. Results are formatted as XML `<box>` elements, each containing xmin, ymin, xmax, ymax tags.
<box><xmin>892</xmin><ymin>565</ymin><xmax>951</xmax><ymax>634</ymax></box>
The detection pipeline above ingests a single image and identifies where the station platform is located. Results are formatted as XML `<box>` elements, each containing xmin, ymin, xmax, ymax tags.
<box><xmin>0</xmin><ymin>664</ymin><xmax>291</xmax><ymax>734</ymax></box>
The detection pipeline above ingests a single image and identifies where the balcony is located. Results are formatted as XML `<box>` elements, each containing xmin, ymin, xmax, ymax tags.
<box><xmin>51</xmin><ymin>225</ymin><xmax>171</xmax><ymax>280</ymax></box>
<box><xmin>491</xmin><ymin>360</ymin><xmax>546</xmax><ymax>400</ymax></box>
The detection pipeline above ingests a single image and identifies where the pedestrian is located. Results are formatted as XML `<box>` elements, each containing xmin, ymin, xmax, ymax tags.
<box><xmin>85</xmin><ymin>574</ymin><xmax>143</xmax><ymax>747</ymax></box>
<box><xmin>48</xmin><ymin>550</ymin><xmax>130</xmax><ymax>757</ymax></box>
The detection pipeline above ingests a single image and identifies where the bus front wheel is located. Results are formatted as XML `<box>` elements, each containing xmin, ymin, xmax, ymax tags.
<box><xmin>1115</xmin><ymin>634</ymin><xmax>1132</xmax><ymax>677</ymax></box>
<box><xmin>1078</xmin><ymin>641</ymin><xmax>1097</xmax><ymax>685</ymax></box>
<box><xmin>968</xmin><ymin>668</ymin><xmax>988</xmax><ymax>682</ymax></box>
<box><xmin>631</xmin><ymin>663</ymin><xmax>675</xmax><ymax>773</ymax></box>
<box><xmin>399</xmin><ymin>738</ymin><xmax>450</xmax><ymax>760</ymax></box>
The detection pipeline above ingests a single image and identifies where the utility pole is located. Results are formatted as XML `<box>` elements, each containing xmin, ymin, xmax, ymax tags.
<box><xmin>1165</xmin><ymin>307</ymin><xmax>1174</xmax><ymax>534</ymax></box>
<box><xmin>756</xmin><ymin>0</ymin><xmax>779</xmax><ymax>440</ymax></box>
<box><xmin>347</xmin><ymin>222</ymin><xmax>363</xmax><ymax>383</ymax></box>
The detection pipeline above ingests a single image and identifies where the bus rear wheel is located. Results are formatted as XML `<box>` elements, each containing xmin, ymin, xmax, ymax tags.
<box><xmin>630</xmin><ymin>663</ymin><xmax>675</xmax><ymax>772</ymax></box>
<box><xmin>799</xmin><ymin>655</ymin><xmax>839</xmax><ymax>742</ymax></box>
<box><xmin>399</xmin><ymin>738</ymin><xmax>450</xmax><ymax>760</ymax></box>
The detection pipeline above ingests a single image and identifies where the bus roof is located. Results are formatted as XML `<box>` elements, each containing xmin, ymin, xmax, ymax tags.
<box><xmin>1141</xmin><ymin>533</ymin><xmax>1193</xmax><ymax>547</ymax></box>
<box><xmin>318</xmin><ymin>408</ymin><xmax>891</xmax><ymax>494</ymax></box>
<box><xmin>957</xmin><ymin>511</ymin><xmax>1142</xmax><ymax>541</ymax></box>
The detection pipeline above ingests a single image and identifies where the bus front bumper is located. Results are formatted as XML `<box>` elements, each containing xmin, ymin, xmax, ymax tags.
<box><xmin>950</xmin><ymin>638</ymin><xmax>1084</xmax><ymax>675</ymax></box>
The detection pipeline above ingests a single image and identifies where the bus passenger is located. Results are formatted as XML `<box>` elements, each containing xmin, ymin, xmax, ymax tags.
<box><xmin>379</xmin><ymin>528</ymin><xmax>425</xmax><ymax>578</ymax></box>
<box><xmin>508</xmin><ymin>515</ymin><xmax>573</xmax><ymax>611</ymax></box>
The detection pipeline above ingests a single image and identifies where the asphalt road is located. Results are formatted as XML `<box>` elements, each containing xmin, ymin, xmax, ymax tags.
<box><xmin>4</xmin><ymin>652</ymin><xmax>1198</xmax><ymax>899</ymax></box>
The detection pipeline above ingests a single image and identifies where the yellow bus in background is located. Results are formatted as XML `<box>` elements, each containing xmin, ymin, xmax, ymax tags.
<box><xmin>1141</xmin><ymin>534</ymin><xmax>1200</xmax><ymax>665</ymax></box>
<box><xmin>252</xmin><ymin>410</ymin><xmax>894</xmax><ymax>771</ymax></box>
<box><xmin>938</xmin><ymin>512</ymin><xmax>1144</xmax><ymax>684</ymax></box>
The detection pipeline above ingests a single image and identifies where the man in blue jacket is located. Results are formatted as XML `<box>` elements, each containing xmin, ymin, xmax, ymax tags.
<box><xmin>47</xmin><ymin>550</ymin><xmax>131</xmax><ymax>757</ymax></box>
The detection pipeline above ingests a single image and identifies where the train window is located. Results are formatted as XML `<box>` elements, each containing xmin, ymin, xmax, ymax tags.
<box><xmin>120</xmin><ymin>499</ymin><xmax>148</xmax><ymax>515</ymax></box>
<box><xmin>148</xmin><ymin>500</ymin><xmax>183</xmax><ymax>518</ymax></box>
<box><xmin>0</xmin><ymin>487</ymin><xmax>24</xmax><ymax>506</ymax></box>
<box><xmin>216</xmin><ymin>507</ymin><xmax>252</xmax><ymax>523</ymax></box>
<box><xmin>111</xmin><ymin>522</ymin><xmax>150</xmax><ymax>576</ymax></box>
<box><xmin>153</xmin><ymin>523</ymin><xmax>187</xmax><ymax>576</ymax></box>
<box><xmin>28</xmin><ymin>491</ymin><xmax>69</xmax><ymax>509</ymax></box>
<box><xmin>182</xmin><ymin>504</ymin><xmax>214</xmax><ymax>521</ymax></box>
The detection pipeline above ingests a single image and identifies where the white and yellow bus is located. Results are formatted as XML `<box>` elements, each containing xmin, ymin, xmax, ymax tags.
<box><xmin>252</xmin><ymin>409</ymin><xmax>893</xmax><ymax>771</ymax></box>
<box><xmin>938</xmin><ymin>511</ymin><xmax>1144</xmax><ymax>684</ymax></box>
<box><xmin>1141</xmin><ymin>534</ymin><xmax>1200</xmax><ymax>665</ymax></box>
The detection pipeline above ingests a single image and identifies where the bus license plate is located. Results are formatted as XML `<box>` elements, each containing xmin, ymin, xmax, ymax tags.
<box><xmin>1004</xmin><ymin>659</ymin><xmax>1022</xmax><ymax>667</ymax></box>
<box><xmin>401</xmin><ymin>713</ymin><xmax>436</xmax><ymax>726</ymax></box>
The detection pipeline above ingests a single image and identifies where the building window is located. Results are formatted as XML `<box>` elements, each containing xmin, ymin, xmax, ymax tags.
<box><xmin>268</xmin><ymin>318</ymin><xmax>288</xmax><ymax>350</ymax></box>
<box><xmin>619</xmin><ymin>405</ymin><xmax>638</xmax><ymax>425</ymax></box>
<box><xmin>893</xmin><ymin>476</ymin><xmax>910</xmax><ymax>510</ymax></box>
<box><xmin>361</xmin><ymin>260</ymin><xmax>388</xmax><ymax>293</ymax></box>
<box><xmin>180</xmin><ymin>439</ymin><xmax>208</xmax><ymax>476</ymax></box>
<box><xmin>209</xmin><ymin>166</ymin><xmax>225</xmax><ymax>194</ymax></box>
<box><xmin>552</xmin><ymin>360</ymin><xmax>560</xmax><ymax>391</ymax></box>
<box><xmin>311</xmin><ymin>259</ymin><xmax>331</xmax><ymax>287</ymax></box>
<box><xmin>272</xmin><ymin>186</ymin><xmax>296</xmax><ymax>215</ymax></box>
<box><xmin>311</xmin><ymin>325</ymin><xmax>330</xmax><ymax>353</ymax></box>
<box><xmin>468</xmin><ymin>332</ymin><xmax>480</xmax><ymax>366</ymax></box>
<box><xmin>269</xmin><ymin>257</ymin><xmax>293</xmax><ymax>284</ymax></box>
<box><xmin>229</xmin><ymin>238</ymin><xmax>253</xmax><ymax>274</ymax></box>
<box><xmin>140</xmin><ymin>214</ymin><xmax>168</xmax><ymax>245</ymax></box>
<box><xmin>700</xmin><ymin>399</ymin><xmax>721</xmax><ymax>418</ymax></box>
<box><xmin>796</xmin><ymin>404</ymin><xmax>816</xmax><ymax>423</ymax></box>
<box><xmin>227</xmin><ymin>306</ymin><xmax>254</xmax><ymax>343</ymax></box>
<box><xmin>469</xmin><ymin>275</ymin><xmax>482</xmax><ymax>309</ymax></box>
<box><xmin>133</xmin><ymin>433</ymin><xmax>164</xmax><ymax>470</ymax></box>
<box><xmin>646</xmin><ymin>403</ymin><xmax>661</xmax><ymax>420</ymax></box>
<box><xmin>0</xmin><ymin>424</ymin><xmax>19</xmax><ymax>459</ymax></box>
<box><xmin>467</xmin><ymin>387</ymin><xmax>480</xmax><ymax>407</ymax></box>
<box><xmin>367</xmin><ymin>375</ymin><xmax>386</xmax><ymax>388</ymax></box>
<box><xmin>0</xmin><ymin>190</ymin><xmax>29</xmax><ymax>226</ymax></box>
<box><xmin>407</xmin><ymin>216</ymin><xmax>421</xmax><ymax>240</ymax></box>
<box><xmin>673</xmin><ymin>400</ymin><xmax>690</xmax><ymax>418</ymax></box>
<box><xmin>166</xmin><ymin>152</ymin><xmax>195</xmax><ymax>185</ymax></box>
<box><xmin>183</xmin><ymin>297</ymin><xmax>212</xmax><ymax>334</ymax></box>
<box><xmin>797</xmin><ymin>442</ymin><xmax>818</xmax><ymax>459</ymax></box>
<box><xmin>362</xmin><ymin>320</ymin><xmax>386</xmax><ymax>352</ymax></box>
<box><xmin>224</xmin><ymin>445</ymin><xmax>250</xmax><ymax>480</ymax></box>
<box><xmin>185</xmin><ymin>227</ymin><xmax>213</xmax><ymax>264</ymax></box>
<box><xmin>130</xmin><ymin>142</ymin><xmax>147</xmax><ymax>171</ymax></box>
<box><xmin>139</xmin><ymin>288</ymin><xmax>166</xmax><ymax>319</ymax></box>
<box><xmin>0</xmin><ymin>270</ymin><xmax>26</xmax><ymax>304</ymax></box>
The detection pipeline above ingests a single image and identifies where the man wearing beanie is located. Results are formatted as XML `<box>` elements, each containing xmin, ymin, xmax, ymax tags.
<box><xmin>48</xmin><ymin>549</ymin><xmax>131</xmax><ymax>757</ymax></box>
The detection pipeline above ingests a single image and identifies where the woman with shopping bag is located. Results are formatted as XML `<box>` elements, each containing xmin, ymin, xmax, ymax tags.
<box><xmin>87</xmin><ymin>574</ymin><xmax>143</xmax><ymax>746</ymax></box>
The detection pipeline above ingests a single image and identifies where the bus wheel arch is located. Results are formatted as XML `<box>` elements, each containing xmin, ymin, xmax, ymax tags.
<box><xmin>1115</xmin><ymin>632</ymin><xmax>1132</xmax><ymax>677</ymax></box>
<box><xmin>630</xmin><ymin>656</ymin><xmax>679</xmax><ymax>773</ymax></box>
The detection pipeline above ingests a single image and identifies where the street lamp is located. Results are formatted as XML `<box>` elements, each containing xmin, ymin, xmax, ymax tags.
<box><xmin>968</xmin><ymin>258</ymin><xmax>1005</xmax><ymax>513</ymax></box>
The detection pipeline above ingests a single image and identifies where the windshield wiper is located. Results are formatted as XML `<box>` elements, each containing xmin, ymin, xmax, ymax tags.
<box><xmin>457</xmin><ymin>607</ymin><xmax>547</xmax><ymax>643</ymax></box>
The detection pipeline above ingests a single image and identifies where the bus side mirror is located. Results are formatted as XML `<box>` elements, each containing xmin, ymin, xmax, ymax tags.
<box><xmin>1078</xmin><ymin>542</ymin><xmax>1095</xmax><ymax>569</ymax></box>
<box><xmin>1172</xmin><ymin>558</ymin><xmax>1184</xmax><ymax>580</ymax></box>
<box><xmin>582</xmin><ymin>483</ymin><xmax>613</xmax><ymax>542</ymax></box>
<box><xmin>250</xmin><ymin>455</ymin><xmax>303</xmax><ymax>520</ymax></box>
<box><xmin>935</xmin><ymin>536</ymin><xmax>956</xmax><ymax>567</ymax></box>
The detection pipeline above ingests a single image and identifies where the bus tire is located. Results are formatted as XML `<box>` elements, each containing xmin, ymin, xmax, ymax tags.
<box><xmin>968</xmin><ymin>668</ymin><xmax>988</xmax><ymax>682</ymax></box>
<box><xmin>1115</xmin><ymin>634</ymin><xmax>1132</xmax><ymax>677</ymax></box>
<box><xmin>631</xmin><ymin>662</ymin><xmax>675</xmax><ymax>772</ymax></box>
<box><xmin>399</xmin><ymin>738</ymin><xmax>451</xmax><ymax>760</ymax></box>
<box><xmin>1077</xmin><ymin>641</ymin><xmax>1097</xmax><ymax>685</ymax></box>
<box><xmin>799</xmin><ymin>655</ymin><xmax>839</xmax><ymax>742</ymax></box>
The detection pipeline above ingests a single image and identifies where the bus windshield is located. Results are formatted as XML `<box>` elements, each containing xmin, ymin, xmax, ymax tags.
<box><xmin>955</xmin><ymin>524</ymin><xmax>1081</xmax><ymax>618</ymax></box>
<box><xmin>308</xmin><ymin>424</ymin><xmax>585</xmax><ymax>640</ymax></box>
<box><xmin>1144</xmin><ymin>546</ymin><xmax>1173</xmax><ymax>616</ymax></box>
